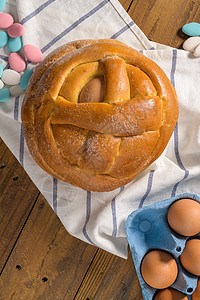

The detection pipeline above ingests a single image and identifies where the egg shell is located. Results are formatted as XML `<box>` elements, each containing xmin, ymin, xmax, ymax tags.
<box><xmin>0</xmin><ymin>79</ymin><xmax>4</xmax><ymax>89</ymax></box>
<box><xmin>167</xmin><ymin>198</ymin><xmax>200</xmax><ymax>236</ymax></box>
<box><xmin>23</xmin><ymin>44</ymin><xmax>43</xmax><ymax>63</ymax></box>
<box><xmin>154</xmin><ymin>288</ymin><xmax>188</xmax><ymax>300</ymax></box>
<box><xmin>1</xmin><ymin>69</ymin><xmax>21</xmax><ymax>86</ymax></box>
<box><xmin>0</xmin><ymin>13</ymin><xmax>14</xmax><ymax>28</ymax></box>
<box><xmin>193</xmin><ymin>44</ymin><xmax>200</xmax><ymax>57</ymax></box>
<box><xmin>8</xmin><ymin>23</ymin><xmax>25</xmax><ymax>38</ymax></box>
<box><xmin>141</xmin><ymin>250</ymin><xmax>178</xmax><ymax>289</ymax></box>
<box><xmin>9</xmin><ymin>52</ymin><xmax>26</xmax><ymax>72</ymax></box>
<box><xmin>20</xmin><ymin>69</ymin><xmax>33</xmax><ymax>91</ymax></box>
<box><xmin>183</xmin><ymin>37</ymin><xmax>200</xmax><ymax>52</ymax></box>
<box><xmin>180</xmin><ymin>239</ymin><xmax>200</xmax><ymax>276</ymax></box>
<box><xmin>0</xmin><ymin>63</ymin><xmax>3</xmax><ymax>78</ymax></box>
<box><xmin>7</xmin><ymin>36</ymin><xmax>23</xmax><ymax>52</ymax></box>
<box><xmin>9</xmin><ymin>84</ymin><xmax>24</xmax><ymax>97</ymax></box>
<box><xmin>182</xmin><ymin>22</ymin><xmax>200</xmax><ymax>37</ymax></box>
<box><xmin>126</xmin><ymin>193</ymin><xmax>200</xmax><ymax>300</ymax></box>
<box><xmin>0</xmin><ymin>31</ymin><xmax>8</xmax><ymax>48</ymax></box>
<box><xmin>0</xmin><ymin>88</ymin><xmax>10</xmax><ymax>102</ymax></box>
<box><xmin>192</xmin><ymin>278</ymin><xmax>200</xmax><ymax>300</ymax></box>
<box><xmin>0</xmin><ymin>0</ymin><xmax>6</xmax><ymax>12</ymax></box>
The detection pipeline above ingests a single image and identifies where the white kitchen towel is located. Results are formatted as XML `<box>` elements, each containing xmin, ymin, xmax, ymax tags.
<box><xmin>0</xmin><ymin>0</ymin><xmax>200</xmax><ymax>258</ymax></box>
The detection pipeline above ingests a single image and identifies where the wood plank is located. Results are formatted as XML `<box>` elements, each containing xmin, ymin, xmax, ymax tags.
<box><xmin>74</xmin><ymin>248</ymin><xmax>142</xmax><ymax>300</ymax></box>
<box><xmin>128</xmin><ymin>0</ymin><xmax>200</xmax><ymax>48</ymax></box>
<box><xmin>0</xmin><ymin>194</ymin><xmax>97</xmax><ymax>300</ymax></box>
<box><xmin>118</xmin><ymin>0</ymin><xmax>133</xmax><ymax>11</ymax></box>
<box><xmin>0</xmin><ymin>139</ymin><xmax>39</xmax><ymax>272</ymax></box>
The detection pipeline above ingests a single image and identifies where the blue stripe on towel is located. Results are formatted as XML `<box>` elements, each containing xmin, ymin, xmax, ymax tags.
<box><xmin>138</xmin><ymin>170</ymin><xmax>155</xmax><ymax>208</ymax></box>
<box><xmin>19</xmin><ymin>124</ymin><xmax>24</xmax><ymax>167</ymax></box>
<box><xmin>170</xmin><ymin>49</ymin><xmax>177</xmax><ymax>87</ymax></box>
<box><xmin>14</xmin><ymin>96</ymin><xmax>20</xmax><ymax>121</ymax></box>
<box><xmin>53</xmin><ymin>177</ymin><xmax>57</xmax><ymax>213</ymax></box>
<box><xmin>111</xmin><ymin>186</ymin><xmax>124</xmax><ymax>237</ymax></box>
<box><xmin>21</xmin><ymin>0</ymin><xmax>57</xmax><ymax>25</ymax></box>
<box><xmin>110</xmin><ymin>21</ymin><xmax>134</xmax><ymax>39</ymax></box>
<box><xmin>41</xmin><ymin>0</ymin><xmax>110</xmax><ymax>53</ymax></box>
<box><xmin>170</xmin><ymin>49</ymin><xmax>189</xmax><ymax>196</ymax></box>
<box><xmin>83</xmin><ymin>191</ymin><xmax>97</xmax><ymax>246</ymax></box>
<box><xmin>0</xmin><ymin>54</ymin><xmax>8</xmax><ymax>61</ymax></box>
<box><xmin>171</xmin><ymin>123</ymin><xmax>190</xmax><ymax>196</ymax></box>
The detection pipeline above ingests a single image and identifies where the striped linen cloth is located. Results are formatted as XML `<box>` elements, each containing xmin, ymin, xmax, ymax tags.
<box><xmin>0</xmin><ymin>0</ymin><xmax>200</xmax><ymax>258</ymax></box>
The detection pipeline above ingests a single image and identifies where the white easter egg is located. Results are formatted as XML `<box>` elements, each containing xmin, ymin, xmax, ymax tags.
<box><xmin>193</xmin><ymin>43</ymin><xmax>200</xmax><ymax>57</ymax></box>
<box><xmin>183</xmin><ymin>37</ymin><xmax>200</xmax><ymax>52</ymax></box>
<box><xmin>1</xmin><ymin>69</ymin><xmax>21</xmax><ymax>85</ymax></box>
<box><xmin>9</xmin><ymin>84</ymin><xmax>24</xmax><ymax>97</ymax></box>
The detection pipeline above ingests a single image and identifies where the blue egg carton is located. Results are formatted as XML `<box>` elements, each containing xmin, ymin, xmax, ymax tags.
<box><xmin>125</xmin><ymin>193</ymin><xmax>200</xmax><ymax>300</ymax></box>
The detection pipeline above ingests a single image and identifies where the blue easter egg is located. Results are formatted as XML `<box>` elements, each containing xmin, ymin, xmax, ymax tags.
<box><xmin>0</xmin><ymin>0</ymin><xmax>6</xmax><ymax>12</ymax></box>
<box><xmin>20</xmin><ymin>69</ymin><xmax>33</xmax><ymax>91</ymax></box>
<box><xmin>0</xmin><ymin>63</ymin><xmax>3</xmax><ymax>78</ymax></box>
<box><xmin>0</xmin><ymin>88</ymin><xmax>10</xmax><ymax>102</ymax></box>
<box><xmin>0</xmin><ymin>31</ymin><xmax>8</xmax><ymax>48</ymax></box>
<box><xmin>7</xmin><ymin>36</ymin><xmax>23</xmax><ymax>52</ymax></box>
<box><xmin>182</xmin><ymin>22</ymin><xmax>200</xmax><ymax>37</ymax></box>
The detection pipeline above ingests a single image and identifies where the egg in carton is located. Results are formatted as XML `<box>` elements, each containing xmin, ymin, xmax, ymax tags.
<box><xmin>125</xmin><ymin>193</ymin><xmax>200</xmax><ymax>300</ymax></box>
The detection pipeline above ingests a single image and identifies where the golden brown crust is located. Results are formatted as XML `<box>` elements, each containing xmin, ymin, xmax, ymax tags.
<box><xmin>21</xmin><ymin>39</ymin><xmax>178</xmax><ymax>192</ymax></box>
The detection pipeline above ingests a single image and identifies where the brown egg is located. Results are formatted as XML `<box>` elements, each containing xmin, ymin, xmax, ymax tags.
<box><xmin>180</xmin><ymin>239</ymin><xmax>200</xmax><ymax>275</ymax></box>
<box><xmin>167</xmin><ymin>198</ymin><xmax>200</xmax><ymax>236</ymax></box>
<box><xmin>192</xmin><ymin>278</ymin><xmax>200</xmax><ymax>300</ymax></box>
<box><xmin>154</xmin><ymin>287</ymin><xmax>188</xmax><ymax>300</ymax></box>
<box><xmin>78</xmin><ymin>76</ymin><xmax>104</xmax><ymax>103</ymax></box>
<box><xmin>141</xmin><ymin>250</ymin><xmax>178</xmax><ymax>289</ymax></box>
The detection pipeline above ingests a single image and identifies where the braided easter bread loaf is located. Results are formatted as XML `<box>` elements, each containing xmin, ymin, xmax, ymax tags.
<box><xmin>21</xmin><ymin>39</ymin><xmax>178</xmax><ymax>192</ymax></box>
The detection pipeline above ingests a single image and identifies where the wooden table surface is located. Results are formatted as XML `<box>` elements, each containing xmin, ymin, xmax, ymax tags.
<box><xmin>1</xmin><ymin>1</ymin><xmax>200</xmax><ymax>299</ymax></box>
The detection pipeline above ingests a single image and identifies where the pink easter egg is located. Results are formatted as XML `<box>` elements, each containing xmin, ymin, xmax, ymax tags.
<box><xmin>9</xmin><ymin>52</ymin><xmax>26</xmax><ymax>72</ymax></box>
<box><xmin>8</xmin><ymin>23</ymin><xmax>25</xmax><ymax>38</ymax></box>
<box><xmin>0</xmin><ymin>13</ymin><xmax>14</xmax><ymax>28</ymax></box>
<box><xmin>23</xmin><ymin>44</ymin><xmax>43</xmax><ymax>63</ymax></box>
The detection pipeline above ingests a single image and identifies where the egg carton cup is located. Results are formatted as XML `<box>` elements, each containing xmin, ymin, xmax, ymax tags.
<box><xmin>125</xmin><ymin>193</ymin><xmax>200</xmax><ymax>300</ymax></box>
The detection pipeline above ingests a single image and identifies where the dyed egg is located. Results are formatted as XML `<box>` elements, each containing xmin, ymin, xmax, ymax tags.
<box><xmin>141</xmin><ymin>250</ymin><xmax>178</xmax><ymax>289</ymax></box>
<box><xmin>8</xmin><ymin>23</ymin><xmax>25</xmax><ymax>38</ymax></box>
<box><xmin>7</xmin><ymin>36</ymin><xmax>23</xmax><ymax>52</ymax></box>
<box><xmin>1</xmin><ymin>69</ymin><xmax>21</xmax><ymax>85</ymax></box>
<box><xmin>0</xmin><ymin>88</ymin><xmax>10</xmax><ymax>102</ymax></box>
<box><xmin>0</xmin><ymin>79</ymin><xmax>4</xmax><ymax>89</ymax></box>
<box><xmin>9</xmin><ymin>52</ymin><xmax>26</xmax><ymax>72</ymax></box>
<box><xmin>20</xmin><ymin>69</ymin><xmax>33</xmax><ymax>90</ymax></box>
<box><xmin>0</xmin><ymin>13</ymin><xmax>14</xmax><ymax>28</ymax></box>
<box><xmin>183</xmin><ymin>37</ymin><xmax>200</xmax><ymax>52</ymax></box>
<box><xmin>193</xmin><ymin>44</ymin><xmax>200</xmax><ymax>57</ymax></box>
<box><xmin>9</xmin><ymin>84</ymin><xmax>24</xmax><ymax>97</ymax></box>
<box><xmin>182</xmin><ymin>22</ymin><xmax>200</xmax><ymax>37</ymax></box>
<box><xmin>154</xmin><ymin>288</ymin><xmax>188</xmax><ymax>300</ymax></box>
<box><xmin>167</xmin><ymin>198</ymin><xmax>200</xmax><ymax>236</ymax></box>
<box><xmin>0</xmin><ymin>0</ymin><xmax>6</xmax><ymax>12</ymax></box>
<box><xmin>0</xmin><ymin>31</ymin><xmax>8</xmax><ymax>48</ymax></box>
<box><xmin>192</xmin><ymin>278</ymin><xmax>200</xmax><ymax>300</ymax></box>
<box><xmin>0</xmin><ymin>63</ymin><xmax>3</xmax><ymax>77</ymax></box>
<box><xmin>23</xmin><ymin>44</ymin><xmax>43</xmax><ymax>63</ymax></box>
<box><xmin>180</xmin><ymin>239</ymin><xmax>200</xmax><ymax>275</ymax></box>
